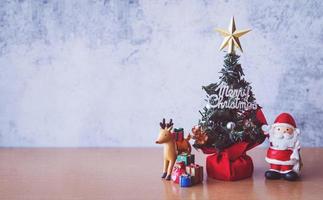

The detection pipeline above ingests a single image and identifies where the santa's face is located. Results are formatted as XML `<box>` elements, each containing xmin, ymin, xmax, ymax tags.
<box><xmin>269</xmin><ymin>125</ymin><xmax>297</xmax><ymax>150</ymax></box>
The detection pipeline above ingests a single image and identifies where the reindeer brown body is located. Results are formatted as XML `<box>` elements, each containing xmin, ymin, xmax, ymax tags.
<box><xmin>155</xmin><ymin>119</ymin><xmax>177</xmax><ymax>180</ymax></box>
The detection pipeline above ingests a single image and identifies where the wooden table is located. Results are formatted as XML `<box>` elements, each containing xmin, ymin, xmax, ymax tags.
<box><xmin>0</xmin><ymin>148</ymin><xmax>322</xmax><ymax>200</ymax></box>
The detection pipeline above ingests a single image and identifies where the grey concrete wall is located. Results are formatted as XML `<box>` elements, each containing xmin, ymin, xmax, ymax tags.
<box><xmin>0</xmin><ymin>0</ymin><xmax>322</xmax><ymax>147</ymax></box>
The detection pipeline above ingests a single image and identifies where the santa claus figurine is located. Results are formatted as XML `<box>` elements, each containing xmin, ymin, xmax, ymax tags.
<box><xmin>263</xmin><ymin>113</ymin><xmax>302</xmax><ymax>181</ymax></box>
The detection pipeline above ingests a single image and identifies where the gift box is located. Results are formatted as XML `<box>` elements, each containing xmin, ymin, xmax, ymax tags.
<box><xmin>186</xmin><ymin>164</ymin><xmax>203</xmax><ymax>184</ymax></box>
<box><xmin>179</xmin><ymin>174</ymin><xmax>192</xmax><ymax>187</ymax></box>
<box><xmin>171</xmin><ymin>162</ymin><xmax>186</xmax><ymax>184</ymax></box>
<box><xmin>173</xmin><ymin>128</ymin><xmax>184</xmax><ymax>141</ymax></box>
<box><xmin>176</xmin><ymin>153</ymin><xmax>195</xmax><ymax>166</ymax></box>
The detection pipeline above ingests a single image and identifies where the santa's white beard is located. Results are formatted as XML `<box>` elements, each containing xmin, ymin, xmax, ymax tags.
<box><xmin>269</xmin><ymin>130</ymin><xmax>297</xmax><ymax>150</ymax></box>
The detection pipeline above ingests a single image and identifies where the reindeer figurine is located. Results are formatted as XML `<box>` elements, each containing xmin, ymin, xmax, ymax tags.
<box><xmin>155</xmin><ymin>118</ymin><xmax>177</xmax><ymax>180</ymax></box>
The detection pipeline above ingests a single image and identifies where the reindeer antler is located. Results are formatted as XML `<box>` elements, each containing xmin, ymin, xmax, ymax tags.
<box><xmin>166</xmin><ymin>119</ymin><xmax>173</xmax><ymax>128</ymax></box>
<box><xmin>159</xmin><ymin>118</ymin><xmax>173</xmax><ymax>129</ymax></box>
<box><xmin>160</xmin><ymin>118</ymin><xmax>166</xmax><ymax>129</ymax></box>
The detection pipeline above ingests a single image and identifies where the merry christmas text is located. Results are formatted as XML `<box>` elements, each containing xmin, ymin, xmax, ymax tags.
<box><xmin>207</xmin><ymin>83</ymin><xmax>257</xmax><ymax>110</ymax></box>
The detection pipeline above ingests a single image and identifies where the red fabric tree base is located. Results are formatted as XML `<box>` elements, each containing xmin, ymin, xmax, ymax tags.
<box><xmin>201</xmin><ymin>109</ymin><xmax>267</xmax><ymax>181</ymax></box>
<box><xmin>205</xmin><ymin>142</ymin><xmax>253</xmax><ymax>181</ymax></box>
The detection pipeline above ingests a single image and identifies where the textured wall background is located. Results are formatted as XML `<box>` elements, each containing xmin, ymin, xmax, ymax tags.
<box><xmin>0</xmin><ymin>0</ymin><xmax>322</xmax><ymax>147</ymax></box>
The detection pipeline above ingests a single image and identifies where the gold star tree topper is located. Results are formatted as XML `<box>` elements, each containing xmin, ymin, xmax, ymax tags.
<box><xmin>215</xmin><ymin>17</ymin><xmax>251</xmax><ymax>54</ymax></box>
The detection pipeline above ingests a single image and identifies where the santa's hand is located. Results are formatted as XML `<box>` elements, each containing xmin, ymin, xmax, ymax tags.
<box><xmin>294</xmin><ymin>140</ymin><xmax>301</xmax><ymax>149</ymax></box>
<box><xmin>290</xmin><ymin>144</ymin><xmax>300</xmax><ymax>161</ymax></box>
<box><xmin>261</xmin><ymin>125</ymin><xmax>270</xmax><ymax>136</ymax></box>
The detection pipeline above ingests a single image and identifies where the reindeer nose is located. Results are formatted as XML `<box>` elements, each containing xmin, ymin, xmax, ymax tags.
<box><xmin>155</xmin><ymin>141</ymin><xmax>159</xmax><ymax>144</ymax></box>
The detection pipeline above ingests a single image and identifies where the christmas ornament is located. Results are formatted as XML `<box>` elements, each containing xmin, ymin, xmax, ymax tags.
<box><xmin>215</xmin><ymin>16</ymin><xmax>251</xmax><ymax>54</ymax></box>
<box><xmin>263</xmin><ymin>113</ymin><xmax>302</xmax><ymax>181</ymax></box>
<box><xmin>206</xmin><ymin>103</ymin><xmax>211</xmax><ymax>109</ymax></box>
<box><xmin>155</xmin><ymin>118</ymin><xmax>176</xmax><ymax>180</ymax></box>
<box><xmin>226</xmin><ymin>122</ymin><xmax>236</xmax><ymax>130</ymax></box>
<box><xmin>191</xmin><ymin>126</ymin><xmax>208</xmax><ymax>145</ymax></box>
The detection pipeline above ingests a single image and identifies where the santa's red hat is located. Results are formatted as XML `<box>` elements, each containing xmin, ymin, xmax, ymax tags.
<box><xmin>273</xmin><ymin>113</ymin><xmax>296</xmax><ymax>129</ymax></box>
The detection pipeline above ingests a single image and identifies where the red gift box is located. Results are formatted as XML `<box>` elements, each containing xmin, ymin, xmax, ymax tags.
<box><xmin>171</xmin><ymin>162</ymin><xmax>186</xmax><ymax>183</ymax></box>
<box><xmin>172</xmin><ymin>128</ymin><xmax>184</xmax><ymax>141</ymax></box>
<box><xmin>201</xmin><ymin>109</ymin><xmax>267</xmax><ymax>181</ymax></box>
<box><xmin>186</xmin><ymin>164</ymin><xmax>203</xmax><ymax>184</ymax></box>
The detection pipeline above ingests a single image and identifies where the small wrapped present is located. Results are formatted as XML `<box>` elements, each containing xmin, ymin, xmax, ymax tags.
<box><xmin>171</xmin><ymin>162</ymin><xmax>186</xmax><ymax>184</ymax></box>
<box><xmin>173</xmin><ymin>128</ymin><xmax>184</xmax><ymax>141</ymax></box>
<box><xmin>186</xmin><ymin>164</ymin><xmax>203</xmax><ymax>184</ymax></box>
<box><xmin>176</xmin><ymin>153</ymin><xmax>195</xmax><ymax>166</ymax></box>
<box><xmin>180</xmin><ymin>174</ymin><xmax>192</xmax><ymax>187</ymax></box>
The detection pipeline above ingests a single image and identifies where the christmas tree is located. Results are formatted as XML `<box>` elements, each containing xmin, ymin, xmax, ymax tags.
<box><xmin>192</xmin><ymin>17</ymin><xmax>266</xmax><ymax>152</ymax></box>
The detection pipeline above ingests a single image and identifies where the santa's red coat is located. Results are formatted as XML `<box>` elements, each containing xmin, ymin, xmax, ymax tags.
<box><xmin>265</xmin><ymin>148</ymin><xmax>296</xmax><ymax>165</ymax></box>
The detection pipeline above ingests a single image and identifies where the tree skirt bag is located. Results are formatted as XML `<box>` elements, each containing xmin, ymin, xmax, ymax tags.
<box><xmin>201</xmin><ymin>109</ymin><xmax>267</xmax><ymax>181</ymax></box>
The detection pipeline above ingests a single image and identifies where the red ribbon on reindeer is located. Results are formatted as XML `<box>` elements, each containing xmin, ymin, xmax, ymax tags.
<box><xmin>197</xmin><ymin>109</ymin><xmax>267</xmax><ymax>181</ymax></box>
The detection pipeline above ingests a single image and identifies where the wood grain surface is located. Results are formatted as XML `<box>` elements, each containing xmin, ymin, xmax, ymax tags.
<box><xmin>0</xmin><ymin>148</ymin><xmax>322</xmax><ymax>200</ymax></box>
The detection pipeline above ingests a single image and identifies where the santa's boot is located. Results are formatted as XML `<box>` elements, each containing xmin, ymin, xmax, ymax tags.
<box><xmin>265</xmin><ymin>170</ymin><xmax>281</xmax><ymax>180</ymax></box>
<box><xmin>283</xmin><ymin>171</ymin><xmax>298</xmax><ymax>181</ymax></box>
